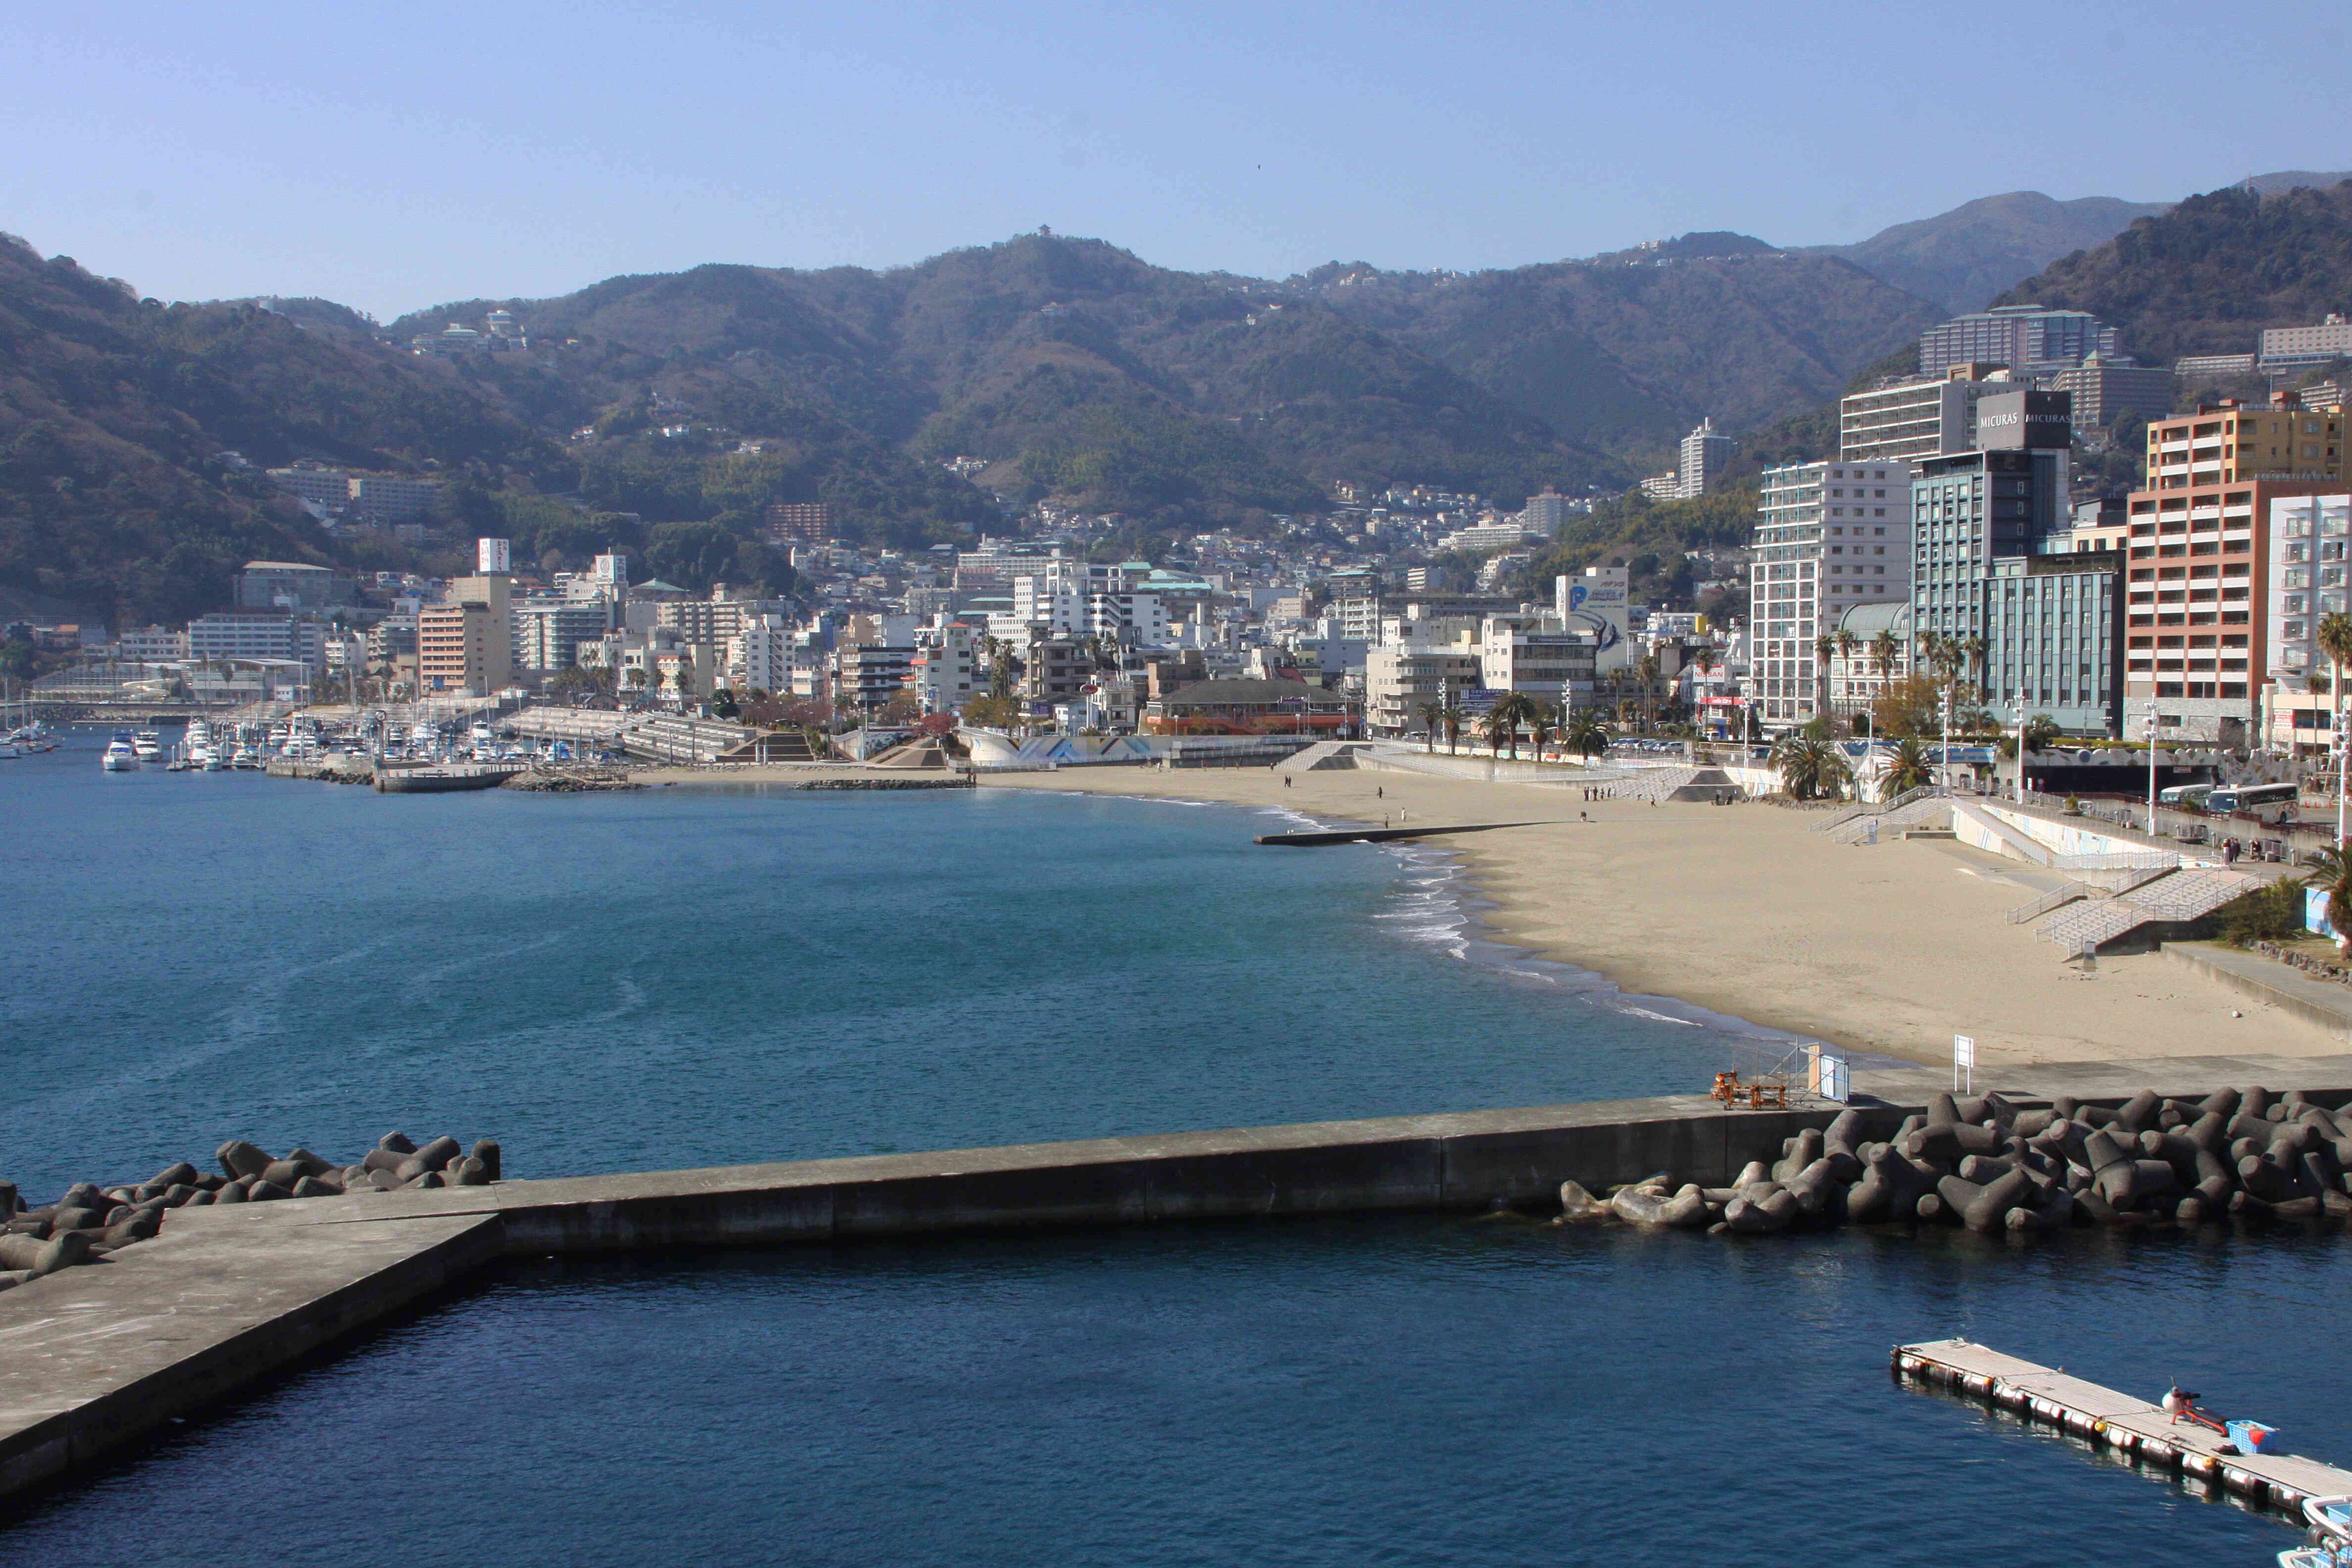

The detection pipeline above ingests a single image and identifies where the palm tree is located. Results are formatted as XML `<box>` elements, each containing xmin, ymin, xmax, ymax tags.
<box><xmin>2319</xmin><ymin>612</ymin><xmax>2352</xmax><ymax>835</ymax></box>
<box><xmin>1635</xmin><ymin>653</ymin><xmax>1661</xmax><ymax>724</ymax></box>
<box><xmin>1961</xmin><ymin>635</ymin><xmax>1988</xmax><ymax>694</ymax></box>
<box><xmin>1869</xmin><ymin>629</ymin><xmax>1899</xmax><ymax>681</ymax></box>
<box><xmin>1566</xmin><ymin>710</ymin><xmax>1610</xmax><ymax>761</ymax></box>
<box><xmin>1486</xmin><ymin>691</ymin><xmax>1539</xmax><ymax>759</ymax></box>
<box><xmin>1440</xmin><ymin>703</ymin><xmax>1466</xmax><ymax>755</ymax></box>
<box><xmin>1884</xmin><ymin>737</ymin><xmax>1933</xmax><ymax>794</ymax></box>
<box><xmin>1526</xmin><ymin>699</ymin><xmax>1559</xmax><ymax>761</ymax></box>
<box><xmin>1686</xmin><ymin>644</ymin><xmax>1719</xmax><ymax>735</ymax></box>
<box><xmin>1813</xmin><ymin>634</ymin><xmax>1836</xmax><ymax>721</ymax></box>
<box><xmin>1417</xmin><ymin>700</ymin><xmax>1442</xmax><ymax>753</ymax></box>
<box><xmin>1769</xmin><ymin>732</ymin><xmax>1851</xmax><ymax>801</ymax></box>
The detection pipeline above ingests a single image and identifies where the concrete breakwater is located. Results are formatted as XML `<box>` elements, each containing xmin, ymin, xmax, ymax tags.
<box><xmin>6</xmin><ymin>1059</ymin><xmax>2352</xmax><ymax>1505</ymax></box>
<box><xmin>1561</xmin><ymin>1083</ymin><xmax>2352</xmax><ymax>1236</ymax></box>
<box><xmin>0</xmin><ymin>1130</ymin><xmax>503</xmax><ymax>1290</ymax></box>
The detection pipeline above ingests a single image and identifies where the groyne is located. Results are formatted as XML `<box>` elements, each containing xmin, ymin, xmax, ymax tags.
<box><xmin>6</xmin><ymin>1052</ymin><xmax>2352</xmax><ymax>1505</ymax></box>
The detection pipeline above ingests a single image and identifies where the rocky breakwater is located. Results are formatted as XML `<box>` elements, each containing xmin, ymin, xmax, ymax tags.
<box><xmin>1556</xmin><ymin>1085</ymin><xmax>2352</xmax><ymax>1237</ymax></box>
<box><xmin>0</xmin><ymin>1129</ymin><xmax>501</xmax><ymax>1289</ymax></box>
<box><xmin>501</xmin><ymin>766</ymin><xmax>640</xmax><ymax>792</ymax></box>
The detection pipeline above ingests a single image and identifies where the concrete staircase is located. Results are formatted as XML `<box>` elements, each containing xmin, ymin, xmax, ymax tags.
<box><xmin>1602</xmin><ymin>766</ymin><xmax>1742</xmax><ymax>803</ymax></box>
<box><xmin>2035</xmin><ymin>867</ymin><xmax>2259</xmax><ymax>954</ymax></box>
<box><xmin>1823</xmin><ymin>796</ymin><xmax>1952</xmax><ymax>844</ymax></box>
<box><xmin>1273</xmin><ymin>741</ymin><xmax>1374</xmax><ymax>773</ymax></box>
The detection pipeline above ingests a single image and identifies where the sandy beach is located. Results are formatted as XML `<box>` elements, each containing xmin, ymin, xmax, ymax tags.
<box><xmin>985</xmin><ymin>760</ymin><xmax>2343</xmax><ymax>1073</ymax></box>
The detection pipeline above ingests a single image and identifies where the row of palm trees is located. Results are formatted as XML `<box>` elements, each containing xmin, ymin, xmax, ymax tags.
<box><xmin>1413</xmin><ymin>695</ymin><xmax>1612</xmax><ymax>762</ymax></box>
<box><xmin>1805</xmin><ymin>627</ymin><xmax>1960</xmax><ymax>718</ymax></box>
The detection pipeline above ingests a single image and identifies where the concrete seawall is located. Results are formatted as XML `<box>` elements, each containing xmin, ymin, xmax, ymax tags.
<box><xmin>8</xmin><ymin>1055</ymin><xmax>2352</xmax><ymax>1504</ymax></box>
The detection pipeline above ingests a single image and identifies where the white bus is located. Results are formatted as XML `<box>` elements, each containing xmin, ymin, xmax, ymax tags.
<box><xmin>2158</xmin><ymin>783</ymin><xmax>2215</xmax><ymax>808</ymax></box>
<box><xmin>2205</xmin><ymin>782</ymin><xmax>2299</xmax><ymax>814</ymax></box>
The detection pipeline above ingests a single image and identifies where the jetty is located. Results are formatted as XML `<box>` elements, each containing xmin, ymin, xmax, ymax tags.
<box><xmin>7</xmin><ymin>1051</ymin><xmax>2352</xmax><ymax>1506</ymax></box>
<box><xmin>372</xmin><ymin>763</ymin><xmax>525</xmax><ymax>793</ymax></box>
<box><xmin>1895</xmin><ymin>1338</ymin><xmax>2352</xmax><ymax>1514</ymax></box>
<box><xmin>1255</xmin><ymin>820</ymin><xmax>1556</xmax><ymax>846</ymax></box>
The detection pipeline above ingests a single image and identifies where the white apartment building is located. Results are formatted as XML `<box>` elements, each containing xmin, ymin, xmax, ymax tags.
<box><xmin>2266</xmin><ymin>492</ymin><xmax>2352</xmax><ymax>686</ymax></box>
<box><xmin>958</xmin><ymin>543</ymin><xmax>1069</xmax><ymax>581</ymax></box>
<box><xmin>1841</xmin><ymin>368</ymin><xmax>2018</xmax><ymax>463</ymax></box>
<box><xmin>911</xmin><ymin>622</ymin><xmax>982</xmax><ymax>712</ymax></box>
<box><xmin>514</xmin><ymin>596</ymin><xmax>614</xmax><ymax>672</ymax></box>
<box><xmin>1477</xmin><ymin>616</ymin><xmax>1594</xmax><ymax>707</ymax></box>
<box><xmin>117</xmin><ymin>626</ymin><xmax>186</xmax><ymax>662</ymax></box>
<box><xmin>2261</xmin><ymin>314</ymin><xmax>2352</xmax><ymax>372</ymax></box>
<box><xmin>1751</xmin><ymin>460</ymin><xmax>1915</xmax><ymax>727</ymax></box>
<box><xmin>1088</xmin><ymin>589</ymin><xmax>1167</xmax><ymax>647</ymax></box>
<box><xmin>1364</xmin><ymin>623</ymin><xmax>1482</xmax><ymax>736</ymax></box>
<box><xmin>733</xmin><ymin>614</ymin><xmax>828</xmax><ymax>696</ymax></box>
<box><xmin>1437</xmin><ymin>521</ymin><xmax>1544</xmax><ymax>552</ymax></box>
<box><xmin>1641</xmin><ymin>419</ymin><xmax>1739</xmax><ymax>500</ymax></box>
<box><xmin>1519</xmin><ymin>489</ymin><xmax>1578</xmax><ymax>532</ymax></box>
<box><xmin>187</xmin><ymin>611</ymin><xmax>321</xmax><ymax>668</ymax></box>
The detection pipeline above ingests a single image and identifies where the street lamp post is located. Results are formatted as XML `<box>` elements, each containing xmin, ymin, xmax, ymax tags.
<box><xmin>2145</xmin><ymin>698</ymin><xmax>2159</xmax><ymax>834</ymax></box>
<box><xmin>1939</xmin><ymin>683</ymin><xmax>1952</xmax><ymax>797</ymax></box>
<box><xmin>2015</xmin><ymin>703</ymin><xmax>2028</xmax><ymax>804</ymax></box>
<box><xmin>2338</xmin><ymin>687</ymin><xmax>2349</xmax><ymax>848</ymax></box>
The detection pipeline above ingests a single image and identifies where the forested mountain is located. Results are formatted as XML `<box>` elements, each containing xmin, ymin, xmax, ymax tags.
<box><xmin>25</xmin><ymin>169</ymin><xmax>2352</xmax><ymax>626</ymax></box>
<box><xmin>1804</xmin><ymin>192</ymin><xmax>2169</xmax><ymax>316</ymax></box>
<box><xmin>392</xmin><ymin>235</ymin><xmax>1620</xmax><ymax>517</ymax></box>
<box><xmin>1292</xmin><ymin>235</ymin><xmax>1940</xmax><ymax>454</ymax></box>
<box><xmin>1989</xmin><ymin>181</ymin><xmax>2352</xmax><ymax>363</ymax></box>
<box><xmin>0</xmin><ymin>234</ymin><xmax>560</xmax><ymax>626</ymax></box>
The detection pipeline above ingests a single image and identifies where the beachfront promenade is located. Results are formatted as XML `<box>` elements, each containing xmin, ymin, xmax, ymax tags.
<box><xmin>7</xmin><ymin>1053</ymin><xmax>2352</xmax><ymax>1503</ymax></box>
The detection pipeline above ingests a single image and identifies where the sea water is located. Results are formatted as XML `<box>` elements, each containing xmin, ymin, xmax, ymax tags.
<box><xmin>1</xmin><ymin>731</ymin><xmax>1771</xmax><ymax>1198</ymax></box>
<box><xmin>2</xmin><ymin>733</ymin><xmax>2342</xmax><ymax>1566</ymax></box>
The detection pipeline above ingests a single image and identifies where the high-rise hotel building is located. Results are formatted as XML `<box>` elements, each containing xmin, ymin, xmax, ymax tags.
<box><xmin>1750</xmin><ymin>459</ymin><xmax>1915</xmax><ymax>726</ymax></box>
<box><xmin>2125</xmin><ymin>394</ymin><xmax>2347</xmax><ymax>740</ymax></box>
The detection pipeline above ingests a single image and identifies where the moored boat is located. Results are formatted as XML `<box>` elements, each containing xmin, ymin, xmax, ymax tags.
<box><xmin>101</xmin><ymin>737</ymin><xmax>138</xmax><ymax>771</ymax></box>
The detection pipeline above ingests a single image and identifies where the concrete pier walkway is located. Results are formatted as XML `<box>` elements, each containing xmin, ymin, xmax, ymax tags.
<box><xmin>6</xmin><ymin>1054</ymin><xmax>2352</xmax><ymax>1504</ymax></box>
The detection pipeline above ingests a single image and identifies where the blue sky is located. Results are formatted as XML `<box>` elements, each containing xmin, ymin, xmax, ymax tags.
<box><xmin>3</xmin><ymin>0</ymin><xmax>2344</xmax><ymax>319</ymax></box>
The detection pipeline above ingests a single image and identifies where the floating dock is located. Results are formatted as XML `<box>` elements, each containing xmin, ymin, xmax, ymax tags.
<box><xmin>1895</xmin><ymin>1338</ymin><xmax>2352</xmax><ymax>1514</ymax></box>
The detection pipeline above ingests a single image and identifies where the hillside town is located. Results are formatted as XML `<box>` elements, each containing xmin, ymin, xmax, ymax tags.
<box><xmin>8</xmin><ymin>301</ymin><xmax>2351</xmax><ymax>767</ymax></box>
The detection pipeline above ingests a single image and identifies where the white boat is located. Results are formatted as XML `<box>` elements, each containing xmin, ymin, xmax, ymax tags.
<box><xmin>201</xmin><ymin>747</ymin><xmax>228</xmax><ymax>772</ymax></box>
<box><xmin>101</xmin><ymin>738</ymin><xmax>138</xmax><ymax>771</ymax></box>
<box><xmin>133</xmin><ymin>731</ymin><xmax>163</xmax><ymax>761</ymax></box>
<box><xmin>232</xmin><ymin>745</ymin><xmax>262</xmax><ymax>769</ymax></box>
<box><xmin>2307</xmin><ymin>1496</ymin><xmax>2352</xmax><ymax>1543</ymax></box>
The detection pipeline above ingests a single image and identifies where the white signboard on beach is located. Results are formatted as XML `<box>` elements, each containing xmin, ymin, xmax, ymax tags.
<box><xmin>1953</xmin><ymin>1033</ymin><xmax>1974</xmax><ymax>1092</ymax></box>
